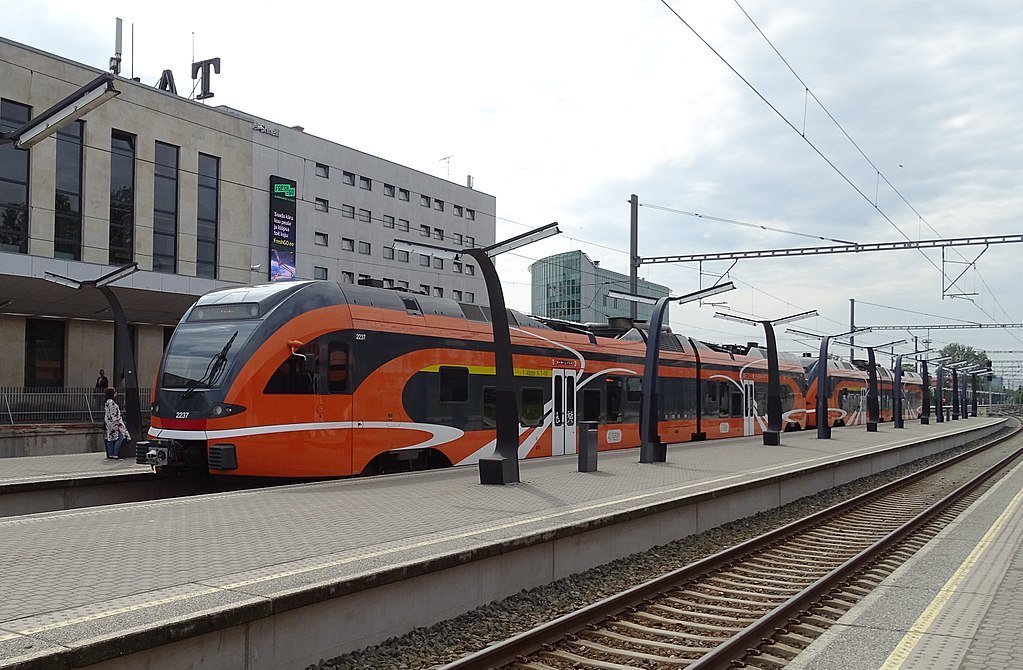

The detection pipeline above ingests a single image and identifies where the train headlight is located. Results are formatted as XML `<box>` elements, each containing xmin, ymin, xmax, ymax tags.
<box><xmin>151</xmin><ymin>402</ymin><xmax>160</xmax><ymax>414</ymax></box>
<box><xmin>210</xmin><ymin>403</ymin><xmax>246</xmax><ymax>418</ymax></box>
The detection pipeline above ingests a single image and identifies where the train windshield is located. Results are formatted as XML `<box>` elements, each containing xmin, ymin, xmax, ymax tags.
<box><xmin>162</xmin><ymin>321</ymin><xmax>260</xmax><ymax>389</ymax></box>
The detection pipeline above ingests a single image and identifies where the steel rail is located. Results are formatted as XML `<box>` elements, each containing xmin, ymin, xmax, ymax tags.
<box><xmin>438</xmin><ymin>418</ymin><xmax>1022</xmax><ymax>670</ymax></box>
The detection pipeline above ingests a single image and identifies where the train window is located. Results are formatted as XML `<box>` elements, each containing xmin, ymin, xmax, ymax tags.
<box><xmin>482</xmin><ymin>387</ymin><xmax>497</xmax><ymax>428</ymax></box>
<box><xmin>439</xmin><ymin>366</ymin><xmax>468</xmax><ymax>403</ymax></box>
<box><xmin>402</xmin><ymin>297</ymin><xmax>423</xmax><ymax>317</ymax></box>
<box><xmin>520</xmin><ymin>387</ymin><xmax>545</xmax><ymax>426</ymax></box>
<box><xmin>729</xmin><ymin>386</ymin><xmax>743</xmax><ymax>417</ymax></box>
<box><xmin>625</xmin><ymin>377</ymin><xmax>642</xmax><ymax>403</ymax></box>
<box><xmin>605</xmin><ymin>377</ymin><xmax>623</xmax><ymax>423</ymax></box>
<box><xmin>264</xmin><ymin>342</ymin><xmax>320</xmax><ymax>394</ymax></box>
<box><xmin>328</xmin><ymin>343</ymin><xmax>348</xmax><ymax>393</ymax></box>
<box><xmin>581</xmin><ymin>389</ymin><xmax>601</xmax><ymax>422</ymax></box>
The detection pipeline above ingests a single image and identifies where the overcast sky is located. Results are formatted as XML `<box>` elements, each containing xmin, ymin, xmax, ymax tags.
<box><xmin>5</xmin><ymin>0</ymin><xmax>1023</xmax><ymax>369</ymax></box>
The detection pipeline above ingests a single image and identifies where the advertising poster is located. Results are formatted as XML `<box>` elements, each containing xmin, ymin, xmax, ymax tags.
<box><xmin>269</xmin><ymin>175</ymin><xmax>297</xmax><ymax>281</ymax></box>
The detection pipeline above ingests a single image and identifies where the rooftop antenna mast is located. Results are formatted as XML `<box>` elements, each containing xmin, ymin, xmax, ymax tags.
<box><xmin>439</xmin><ymin>155</ymin><xmax>453</xmax><ymax>180</ymax></box>
<box><xmin>109</xmin><ymin>17</ymin><xmax>122</xmax><ymax>75</ymax></box>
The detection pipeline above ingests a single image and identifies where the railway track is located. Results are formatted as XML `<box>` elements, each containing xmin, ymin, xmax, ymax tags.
<box><xmin>439</xmin><ymin>416</ymin><xmax>1023</xmax><ymax>670</ymax></box>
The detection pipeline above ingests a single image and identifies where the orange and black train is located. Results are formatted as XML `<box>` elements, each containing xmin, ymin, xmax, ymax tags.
<box><xmin>143</xmin><ymin>280</ymin><xmax>923</xmax><ymax>478</ymax></box>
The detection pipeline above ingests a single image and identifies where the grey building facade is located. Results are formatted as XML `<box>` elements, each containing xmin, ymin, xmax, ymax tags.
<box><xmin>529</xmin><ymin>250</ymin><xmax>670</xmax><ymax>324</ymax></box>
<box><xmin>0</xmin><ymin>37</ymin><xmax>495</xmax><ymax>388</ymax></box>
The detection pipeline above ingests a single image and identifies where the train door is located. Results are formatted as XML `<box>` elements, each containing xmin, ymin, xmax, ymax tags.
<box><xmin>551</xmin><ymin>368</ymin><xmax>578</xmax><ymax>456</ymax></box>
<box><xmin>742</xmin><ymin>379</ymin><xmax>756</xmax><ymax>436</ymax></box>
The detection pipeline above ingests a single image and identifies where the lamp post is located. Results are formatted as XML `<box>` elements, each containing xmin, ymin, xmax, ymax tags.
<box><xmin>786</xmin><ymin>327</ymin><xmax>869</xmax><ymax>439</ymax></box>
<box><xmin>893</xmin><ymin>348</ymin><xmax>933</xmax><ymax>429</ymax></box>
<box><xmin>714</xmin><ymin>309</ymin><xmax>817</xmax><ymax>446</ymax></box>
<box><xmin>610</xmin><ymin>282</ymin><xmax>736</xmax><ymax>463</ymax></box>
<box><xmin>859</xmin><ymin>339</ymin><xmax>906</xmax><ymax>432</ymax></box>
<box><xmin>0</xmin><ymin>74</ymin><xmax>120</xmax><ymax>149</ymax></box>
<box><xmin>396</xmin><ymin>222</ymin><xmax>561</xmax><ymax>485</ymax></box>
<box><xmin>924</xmin><ymin>356</ymin><xmax>952</xmax><ymax>424</ymax></box>
<box><xmin>43</xmin><ymin>264</ymin><xmax>141</xmax><ymax>452</ymax></box>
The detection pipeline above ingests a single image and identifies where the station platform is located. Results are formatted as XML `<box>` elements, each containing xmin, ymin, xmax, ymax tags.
<box><xmin>0</xmin><ymin>417</ymin><xmax>1007</xmax><ymax>670</ymax></box>
<box><xmin>789</xmin><ymin>428</ymin><xmax>1023</xmax><ymax>670</ymax></box>
<box><xmin>0</xmin><ymin>453</ymin><xmax>155</xmax><ymax>517</ymax></box>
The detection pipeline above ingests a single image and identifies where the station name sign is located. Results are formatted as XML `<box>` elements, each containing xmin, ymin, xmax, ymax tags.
<box><xmin>253</xmin><ymin>122</ymin><xmax>279</xmax><ymax>137</ymax></box>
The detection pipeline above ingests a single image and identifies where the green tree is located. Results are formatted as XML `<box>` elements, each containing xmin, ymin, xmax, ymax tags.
<box><xmin>939</xmin><ymin>343</ymin><xmax>992</xmax><ymax>391</ymax></box>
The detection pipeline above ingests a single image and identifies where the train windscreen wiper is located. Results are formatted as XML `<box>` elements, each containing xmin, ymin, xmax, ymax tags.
<box><xmin>181</xmin><ymin>331</ymin><xmax>238</xmax><ymax>399</ymax></box>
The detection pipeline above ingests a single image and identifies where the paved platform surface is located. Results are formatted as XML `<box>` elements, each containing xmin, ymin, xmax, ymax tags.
<box><xmin>0</xmin><ymin>418</ymin><xmax>1005</xmax><ymax>669</ymax></box>
<box><xmin>788</xmin><ymin>426</ymin><xmax>1023</xmax><ymax>670</ymax></box>
<box><xmin>0</xmin><ymin>453</ymin><xmax>150</xmax><ymax>491</ymax></box>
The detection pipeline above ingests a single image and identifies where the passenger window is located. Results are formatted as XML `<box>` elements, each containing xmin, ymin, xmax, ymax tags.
<box><xmin>328</xmin><ymin>343</ymin><xmax>348</xmax><ymax>393</ymax></box>
<box><xmin>625</xmin><ymin>377</ymin><xmax>642</xmax><ymax>403</ymax></box>
<box><xmin>520</xmin><ymin>387</ymin><xmax>545</xmax><ymax>426</ymax></box>
<box><xmin>439</xmin><ymin>366</ymin><xmax>469</xmax><ymax>403</ymax></box>
<box><xmin>605</xmin><ymin>377</ymin><xmax>623</xmax><ymax>423</ymax></box>
<box><xmin>482</xmin><ymin>386</ymin><xmax>497</xmax><ymax>428</ymax></box>
<box><xmin>264</xmin><ymin>342</ymin><xmax>319</xmax><ymax>394</ymax></box>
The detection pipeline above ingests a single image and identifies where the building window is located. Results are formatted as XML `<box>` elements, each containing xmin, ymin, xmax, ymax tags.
<box><xmin>383</xmin><ymin>246</ymin><xmax>394</xmax><ymax>259</ymax></box>
<box><xmin>0</xmin><ymin>99</ymin><xmax>31</xmax><ymax>254</ymax></box>
<box><xmin>358</xmin><ymin>273</ymin><xmax>371</xmax><ymax>283</ymax></box>
<box><xmin>314</xmin><ymin>266</ymin><xmax>328</xmax><ymax>280</ymax></box>
<box><xmin>420</xmin><ymin>224</ymin><xmax>431</xmax><ymax>237</ymax></box>
<box><xmin>383</xmin><ymin>278</ymin><xmax>394</xmax><ymax>288</ymax></box>
<box><xmin>466</xmin><ymin>209</ymin><xmax>475</xmax><ymax>221</ymax></box>
<box><xmin>383</xmin><ymin>214</ymin><xmax>395</xmax><ymax>228</ymax></box>
<box><xmin>343</xmin><ymin>171</ymin><xmax>355</xmax><ymax>185</ymax></box>
<box><xmin>432</xmin><ymin>257</ymin><xmax>443</xmax><ymax>269</ymax></box>
<box><xmin>54</xmin><ymin>120</ymin><xmax>84</xmax><ymax>260</ymax></box>
<box><xmin>398</xmin><ymin>280</ymin><xmax>409</xmax><ymax>289</ymax></box>
<box><xmin>315</xmin><ymin>197</ymin><xmax>329</xmax><ymax>212</ymax></box>
<box><xmin>466</xmin><ymin>236</ymin><xmax>475</xmax><ymax>247</ymax></box>
<box><xmin>315</xmin><ymin>162</ymin><xmax>329</xmax><ymax>178</ymax></box>
<box><xmin>383</xmin><ymin>183</ymin><xmax>395</xmax><ymax>197</ymax></box>
<box><xmin>453</xmin><ymin>289</ymin><xmax>463</xmax><ymax>301</ymax></box>
<box><xmin>433</xmin><ymin>199</ymin><xmax>444</xmax><ymax>212</ymax></box>
<box><xmin>153</xmin><ymin>141</ymin><xmax>179</xmax><ymax>273</ymax></box>
<box><xmin>342</xmin><ymin>237</ymin><xmax>354</xmax><ymax>251</ymax></box>
<box><xmin>358</xmin><ymin>208</ymin><xmax>371</xmax><ymax>223</ymax></box>
<box><xmin>398</xmin><ymin>188</ymin><xmax>410</xmax><ymax>201</ymax></box>
<box><xmin>452</xmin><ymin>233</ymin><xmax>463</xmax><ymax>245</ymax></box>
<box><xmin>433</xmin><ymin>228</ymin><xmax>444</xmax><ymax>241</ymax></box>
<box><xmin>466</xmin><ymin>265</ymin><xmax>475</xmax><ymax>276</ymax></box>
<box><xmin>196</xmin><ymin>153</ymin><xmax>220</xmax><ymax>279</ymax></box>
<box><xmin>25</xmin><ymin>319</ymin><xmax>65</xmax><ymax>388</ymax></box>
<box><xmin>359</xmin><ymin>176</ymin><xmax>372</xmax><ymax>190</ymax></box>
<box><xmin>314</xmin><ymin>232</ymin><xmax>328</xmax><ymax>246</ymax></box>
<box><xmin>433</xmin><ymin>286</ymin><xmax>443</xmax><ymax>298</ymax></box>
<box><xmin>109</xmin><ymin>130</ymin><xmax>135</xmax><ymax>265</ymax></box>
<box><xmin>358</xmin><ymin>241</ymin><xmax>371</xmax><ymax>255</ymax></box>
<box><xmin>419</xmin><ymin>254</ymin><xmax>431</xmax><ymax>267</ymax></box>
<box><xmin>419</xmin><ymin>284</ymin><xmax>430</xmax><ymax>294</ymax></box>
<box><xmin>398</xmin><ymin>218</ymin><xmax>409</xmax><ymax>232</ymax></box>
<box><xmin>453</xmin><ymin>261</ymin><xmax>462</xmax><ymax>274</ymax></box>
<box><xmin>341</xmin><ymin>271</ymin><xmax>354</xmax><ymax>283</ymax></box>
<box><xmin>465</xmin><ymin>292</ymin><xmax>474</xmax><ymax>303</ymax></box>
<box><xmin>342</xmin><ymin>204</ymin><xmax>354</xmax><ymax>218</ymax></box>
<box><xmin>453</xmin><ymin>205</ymin><xmax>463</xmax><ymax>217</ymax></box>
<box><xmin>420</xmin><ymin>194</ymin><xmax>430</xmax><ymax>207</ymax></box>
<box><xmin>397</xmin><ymin>249</ymin><xmax>409</xmax><ymax>262</ymax></box>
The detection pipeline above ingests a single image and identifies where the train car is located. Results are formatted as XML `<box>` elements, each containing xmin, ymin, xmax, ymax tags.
<box><xmin>143</xmin><ymin>280</ymin><xmax>810</xmax><ymax>478</ymax></box>
<box><xmin>801</xmin><ymin>356</ymin><xmax>924</xmax><ymax>429</ymax></box>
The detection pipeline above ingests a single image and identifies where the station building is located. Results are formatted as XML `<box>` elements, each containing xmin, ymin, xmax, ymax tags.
<box><xmin>0</xmin><ymin>37</ymin><xmax>495</xmax><ymax>390</ymax></box>
<box><xmin>529</xmin><ymin>250</ymin><xmax>670</xmax><ymax>324</ymax></box>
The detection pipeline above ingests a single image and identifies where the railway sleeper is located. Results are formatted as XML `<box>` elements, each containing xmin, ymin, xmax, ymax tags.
<box><xmin>686</xmin><ymin>584</ymin><xmax>788</xmax><ymax>603</ymax></box>
<box><xmin>631</xmin><ymin>610</ymin><xmax>744</xmax><ymax>634</ymax></box>
<box><xmin>591</xmin><ymin>629</ymin><xmax>707</xmax><ymax>657</ymax></box>
<box><xmin>608</xmin><ymin>619</ymin><xmax>721</xmax><ymax>644</ymax></box>
<box><xmin>649</xmin><ymin>603</ymin><xmax>759</xmax><ymax>625</ymax></box>
<box><xmin>677</xmin><ymin>588</ymin><xmax>785</xmax><ymax>608</ymax></box>
<box><xmin>570</xmin><ymin>639</ymin><xmax>693</xmax><ymax>666</ymax></box>
<box><xmin>741</xmin><ymin>559</ymin><xmax>825</xmax><ymax>577</ymax></box>
<box><xmin>758</xmin><ymin>640</ymin><xmax>807</xmax><ymax>659</ymax></box>
<box><xmin>722</xmin><ymin>567</ymin><xmax>818</xmax><ymax>588</ymax></box>
<box><xmin>543</xmin><ymin>648</ymin><xmax>636</xmax><ymax>670</ymax></box>
<box><xmin>663</xmin><ymin>596</ymin><xmax>763</xmax><ymax>616</ymax></box>
<box><xmin>705</xmin><ymin>575</ymin><xmax>801</xmax><ymax>595</ymax></box>
<box><xmin>809</xmin><ymin>604</ymin><xmax>849</xmax><ymax>618</ymax></box>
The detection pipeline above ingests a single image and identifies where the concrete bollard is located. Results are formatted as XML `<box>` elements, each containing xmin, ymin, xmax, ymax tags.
<box><xmin>577</xmin><ymin>421</ymin><xmax>598</xmax><ymax>472</ymax></box>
